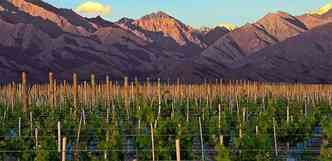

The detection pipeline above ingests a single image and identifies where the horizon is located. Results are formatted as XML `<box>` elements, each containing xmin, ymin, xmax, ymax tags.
<box><xmin>45</xmin><ymin>0</ymin><xmax>331</xmax><ymax>28</ymax></box>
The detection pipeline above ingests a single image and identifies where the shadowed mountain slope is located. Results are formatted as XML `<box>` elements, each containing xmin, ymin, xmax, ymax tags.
<box><xmin>0</xmin><ymin>0</ymin><xmax>183</xmax><ymax>82</ymax></box>
<box><xmin>227</xmin><ymin>22</ymin><xmax>332</xmax><ymax>83</ymax></box>
<box><xmin>201</xmin><ymin>11</ymin><xmax>308</xmax><ymax>67</ymax></box>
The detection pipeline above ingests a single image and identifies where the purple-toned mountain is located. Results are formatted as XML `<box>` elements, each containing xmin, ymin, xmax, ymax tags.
<box><xmin>201</xmin><ymin>26</ymin><xmax>230</xmax><ymax>45</ymax></box>
<box><xmin>7</xmin><ymin>0</ymin><xmax>96</xmax><ymax>35</ymax></box>
<box><xmin>87</xmin><ymin>16</ymin><xmax>115</xmax><ymax>28</ymax></box>
<box><xmin>297</xmin><ymin>10</ymin><xmax>332</xmax><ymax>29</ymax></box>
<box><xmin>116</xmin><ymin>11</ymin><xmax>208</xmax><ymax>56</ymax></box>
<box><xmin>227</xmin><ymin>22</ymin><xmax>332</xmax><ymax>83</ymax></box>
<box><xmin>201</xmin><ymin>11</ymin><xmax>308</xmax><ymax>67</ymax></box>
<box><xmin>158</xmin><ymin>8</ymin><xmax>332</xmax><ymax>82</ymax></box>
<box><xmin>0</xmin><ymin>0</ymin><xmax>182</xmax><ymax>82</ymax></box>
<box><xmin>1</xmin><ymin>0</ymin><xmax>332</xmax><ymax>83</ymax></box>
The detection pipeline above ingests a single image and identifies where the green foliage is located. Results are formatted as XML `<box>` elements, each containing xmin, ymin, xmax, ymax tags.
<box><xmin>233</xmin><ymin>134</ymin><xmax>272</xmax><ymax>161</ymax></box>
<box><xmin>135</xmin><ymin>129</ymin><xmax>151</xmax><ymax>161</ymax></box>
<box><xmin>320</xmin><ymin>147</ymin><xmax>332</xmax><ymax>161</ymax></box>
<box><xmin>155</xmin><ymin>119</ymin><xmax>177</xmax><ymax>160</ymax></box>
<box><xmin>215</xmin><ymin>144</ymin><xmax>231</xmax><ymax>161</ymax></box>
<box><xmin>102</xmin><ymin>127</ymin><xmax>122</xmax><ymax>160</ymax></box>
<box><xmin>34</xmin><ymin>148</ymin><xmax>48</xmax><ymax>161</ymax></box>
<box><xmin>0</xmin><ymin>88</ymin><xmax>330</xmax><ymax>161</ymax></box>
<box><xmin>321</xmin><ymin>118</ymin><xmax>332</xmax><ymax>141</ymax></box>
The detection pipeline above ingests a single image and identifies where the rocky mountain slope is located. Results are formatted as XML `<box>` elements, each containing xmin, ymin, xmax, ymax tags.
<box><xmin>0</xmin><ymin>0</ymin><xmax>181</xmax><ymax>82</ymax></box>
<box><xmin>201</xmin><ymin>26</ymin><xmax>230</xmax><ymax>45</ymax></box>
<box><xmin>7</xmin><ymin>0</ymin><xmax>96</xmax><ymax>35</ymax></box>
<box><xmin>159</xmin><ymin>6</ymin><xmax>332</xmax><ymax>82</ymax></box>
<box><xmin>228</xmin><ymin>22</ymin><xmax>332</xmax><ymax>83</ymax></box>
<box><xmin>297</xmin><ymin>9</ymin><xmax>332</xmax><ymax>29</ymax></box>
<box><xmin>200</xmin><ymin>11</ymin><xmax>308</xmax><ymax>67</ymax></box>
<box><xmin>116</xmin><ymin>11</ymin><xmax>207</xmax><ymax>56</ymax></box>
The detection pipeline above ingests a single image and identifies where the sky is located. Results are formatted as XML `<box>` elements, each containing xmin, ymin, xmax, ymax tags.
<box><xmin>45</xmin><ymin>0</ymin><xmax>331</xmax><ymax>28</ymax></box>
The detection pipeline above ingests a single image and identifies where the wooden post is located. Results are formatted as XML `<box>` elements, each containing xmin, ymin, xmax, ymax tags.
<box><xmin>186</xmin><ymin>98</ymin><xmax>189</xmax><ymax>122</ymax></box>
<box><xmin>219</xmin><ymin>135</ymin><xmax>224</xmax><ymax>145</ymax></box>
<box><xmin>75</xmin><ymin>112</ymin><xmax>82</xmax><ymax>161</ymax></box>
<box><xmin>138</xmin><ymin>106</ymin><xmax>141</xmax><ymax>129</ymax></box>
<box><xmin>199</xmin><ymin>117</ymin><xmax>204</xmax><ymax>161</ymax></box>
<box><xmin>63</xmin><ymin>80</ymin><xmax>67</xmax><ymax>100</ymax></box>
<box><xmin>218</xmin><ymin>104</ymin><xmax>223</xmax><ymax>145</ymax></box>
<box><xmin>11</xmin><ymin>82</ymin><xmax>16</xmax><ymax>112</ymax></box>
<box><xmin>171</xmin><ymin>101</ymin><xmax>174</xmax><ymax>119</ymax></box>
<box><xmin>35</xmin><ymin>128</ymin><xmax>38</xmax><ymax>149</ymax></box>
<box><xmin>106</xmin><ymin>107</ymin><xmax>110</xmax><ymax>124</ymax></box>
<box><xmin>273</xmin><ymin>118</ymin><xmax>278</xmax><ymax>157</ymax></box>
<box><xmin>54</xmin><ymin>79</ymin><xmax>57</xmax><ymax>107</ymax></box>
<box><xmin>77</xmin><ymin>112</ymin><xmax>82</xmax><ymax>145</ymax></box>
<box><xmin>156</xmin><ymin>79</ymin><xmax>162</xmax><ymax>127</ymax></box>
<box><xmin>48</xmin><ymin>73</ymin><xmax>51</xmax><ymax>101</ymax></box>
<box><xmin>255</xmin><ymin>125</ymin><xmax>259</xmax><ymax>136</ymax></box>
<box><xmin>83</xmin><ymin>81</ymin><xmax>87</xmax><ymax>106</ymax></box>
<box><xmin>304</xmin><ymin>96</ymin><xmax>308</xmax><ymax>117</ymax></box>
<box><xmin>97</xmin><ymin>84</ymin><xmax>101</xmax><ymax>105</ymax></box>
<box><xmin>146</xmin><ymin>77</ymin><xmax>150</xmax><ymax>98</ymax></box>
<box><xmin>30</xmin><ymin>112</ymin><xmax>33</xmax><ymax>136</ymax></box>
<box><xmin>156</xmin><ymin>105</ymin><xmax>161</xmax><ymax>128</ymax></box>
<box><xmin>73</xmin><ymin>73</ymin><xmax>78</xmax><ymax>109</ymax></box>
<box><xmin>286</xmin><ymin>105</ymin><xmax>289</xmax><ymax>124</ymax></box>
<box><xmin>18</xmin><ymin>117</ymin><xmax>21</xmax><ymax>137</ymax></box>
<box><xmin>176</xmin><ymin>78</ymin><xmax>180</xmax><ymax>99</ymax></box>
<box><xmin>21</xmin><ymin>72</ymin><xmax>28</xmax><ymax>112</ymax></box>
<box><xmin>91</xmin><ymin>74</ymin><xmax>96</xmax><ymax>106</ymax></box>
<box><xmin>150</xmin><ymin>123</ymin><xmax>155</xmax><ymax>161</ymax></box>
<box><xmin>124</xmin><ymin>77</ymin><xmax>129</xmax><ymax>114</ymax></box>
<box><xmin>218</xmin><ymin>104</ymin><xmax>221</xmax><ymax>129</ymax></box>
<box><xmin>82</xmin><ymin>109</ymin><xmax>86</xmax><ymax>126</ymax></box>
<box><xmin>48</xmin><ymin>72</ymin><xmax>54</xmax><ymax>107</ymax></box>
<box><xmin>242</xmin><ymin>108</ymin><xmax>246</xmax><ymax>123</ymax></box>
<box><xmin>131</xmin><ymin>82</ymin><xmax>134</xmax><ymax>103</ymax></box>
<box><xmin>105</xmin><ymin>108</ymin><xmax>109</xmax><ymax>160</ymax></box>
<box><xmin>106</xmin><ymin>75</ymin><xmax>110</xmax><ymax>108</ymax></box>
<box><xmin>58</xmin><ymin>121</ymin><xmax>61</xmax><ymax>153</ymax></box>
<box><xmin>158</xmin><ymin>78</ymin><xmax>161</xmax><ymax>106</ymax></box>
<box><xmin>62</xmin><ymin>137</ymin><xmax>67</xmax><ymax>161</ymax></box>
<box><xmin>176</xmin><ymin>138</ymin><xmax>181</xmax><ymax>161</ymax></box>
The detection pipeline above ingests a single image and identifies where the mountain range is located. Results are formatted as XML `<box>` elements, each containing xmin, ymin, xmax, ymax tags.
<box><xmin>1</xmin><ymin>0</ymin><xmax>332</xmax><ymax>83</ymax></box>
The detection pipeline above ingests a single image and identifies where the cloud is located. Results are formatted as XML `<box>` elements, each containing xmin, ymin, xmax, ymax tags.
<box><xmin>75</xmin><ymin>1</ymin><xmax>112</xmax><ymax>17</ymax></box>
<box><xmin>309</xmin><ymin>3</ymin><xmax>332</xmax><ymax>15</ymax></box>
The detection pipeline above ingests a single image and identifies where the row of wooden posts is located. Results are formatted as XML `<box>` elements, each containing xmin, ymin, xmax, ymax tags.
<box><xmin>52</xmin><ymin>118</ymin><xmax>275</xmax><ymax>161</ymax></box>
<box><xmin>14</xmin><ymin>103</ymin><xmax>282</xmax><ymax>161</ymax></box>
<box><xmin>19</xmin><ymin>110</ymin><xmax>275</xmax><ymax>161</ymax></box>
<box><xmin>20</xmin><ymin>72</ymin><xmax>149</xmax><ymax>114</ymax></box>
<box><xmin>17</xmin><ymin>107</ymin><xmax>214</xmax><ymax>160</ymax></box>
<box><xmin>54</xmin><ymin>122</ymin><xmax>182</xmax><ymax>161</ymax></box>
<box><xmin>19</xmin><ymin>72</ymin><xmax>184</xmax><ymax>161</ymax></box>
<box><xmin>13</xmin><ymin>72</ymin><xmax>320</xmax><ymax>160</ymax></box>
<box><xmin>17</xmin><ymin>71</ymin><xmax>332</xmax><ymax>114</ymax></box>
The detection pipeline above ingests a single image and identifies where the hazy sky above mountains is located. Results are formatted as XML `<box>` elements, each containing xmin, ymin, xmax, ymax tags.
<box><xmin>46</xmin><ymin>0</ymin><xmax>331</xmax><ymax>28</ymax></box>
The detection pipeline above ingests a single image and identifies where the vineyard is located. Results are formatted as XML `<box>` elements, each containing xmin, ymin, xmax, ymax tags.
<box><xmin>0</xmin><ymin>72</ymin><xmax>331</xmax><ymax>161</ymax></box>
